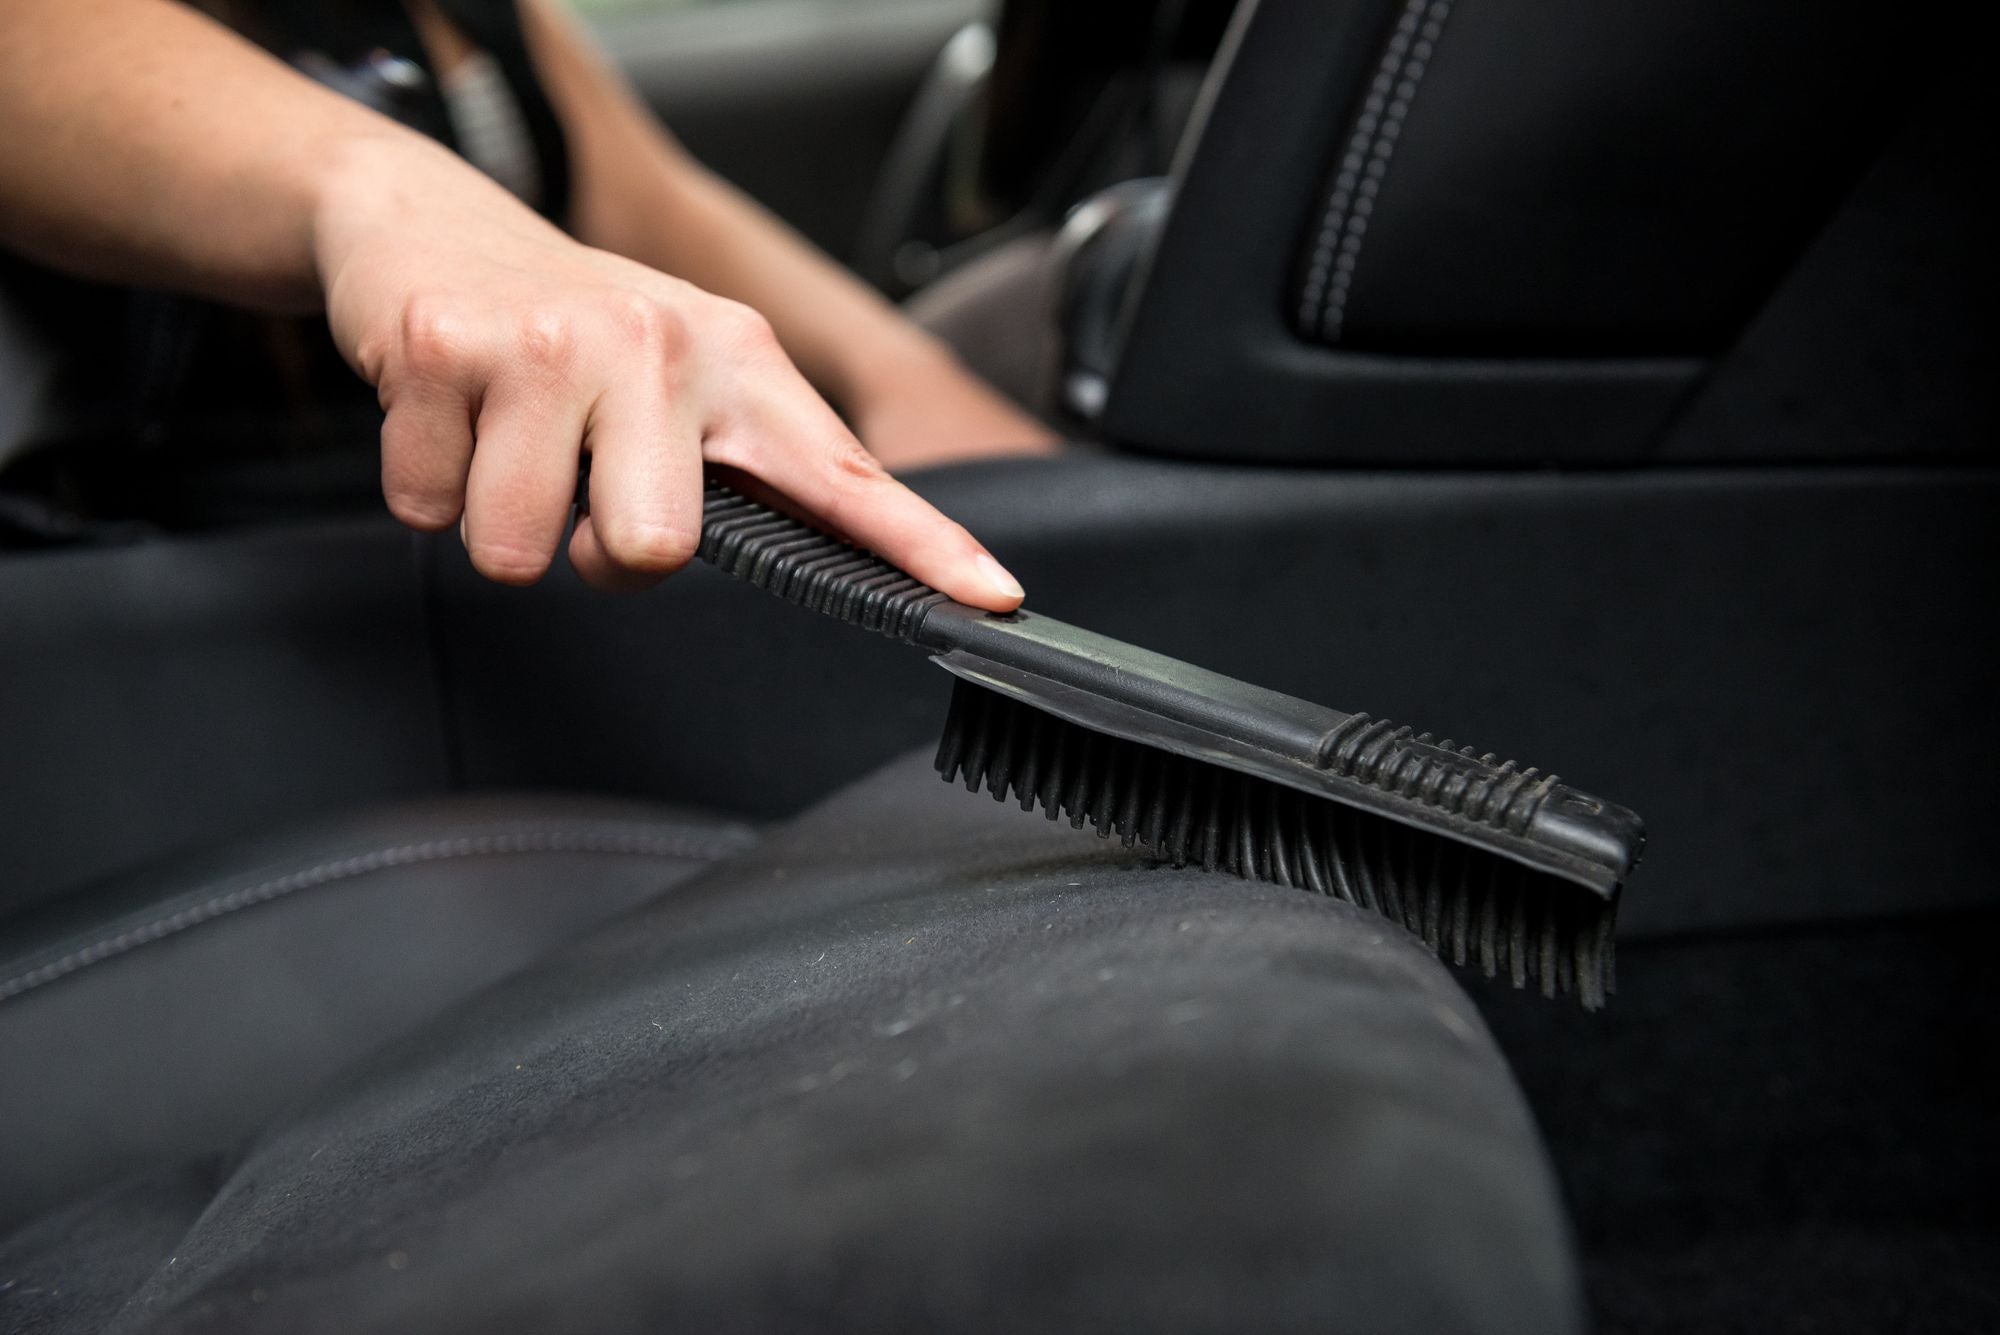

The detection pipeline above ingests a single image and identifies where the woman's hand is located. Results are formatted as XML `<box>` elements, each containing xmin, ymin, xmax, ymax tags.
<box><xmin>846</xmin><ymin>341</ymin><xmax>1061</xmax><ymax>474</ymax></box>
<box><xmin>0</xmin><ymin>0</ymin><xmax>1029</xmax><ymax>607</ymax></box>
<box><xmin>516</xmin><ymin>0</ymin><xmax>1059</xmax><ymax>483</ymax></box>
<box><xmin>313</xmin><ymin>135</ymin><xmax>1025</xmax><ymax>609</ymax></box>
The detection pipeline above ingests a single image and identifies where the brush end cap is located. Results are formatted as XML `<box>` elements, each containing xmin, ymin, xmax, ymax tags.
<box><xmin>1530</xmin><ymin>788</ymin><xmax>1646</xmax><ymax>898</ymax></box>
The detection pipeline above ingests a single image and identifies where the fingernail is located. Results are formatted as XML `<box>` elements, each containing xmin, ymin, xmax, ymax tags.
<box><xmin>458</xmin><ymin>516</ymin><xmax>469</xmax><ymax>548</ymax></box>
<box><xmin>975</xmin><ymin>552</ymin><xmax>1025</xmax><ymax>601</ymax></box>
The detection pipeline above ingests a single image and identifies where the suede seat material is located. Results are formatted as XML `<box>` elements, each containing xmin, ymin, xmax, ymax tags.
<box><xmin>1</xmin><ymin>753</ymin><xmax>1581</xmax><ymax>1334</ymax></box>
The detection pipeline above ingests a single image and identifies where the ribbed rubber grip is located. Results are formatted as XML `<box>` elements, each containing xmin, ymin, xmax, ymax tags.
<box><xmin>696</xmin><ymin>482</ymin><xmax>946</xmax><ymax>641</ymax></box>
<box><xmin>1316</xmin><ymin>716</ymin><xmax>1558</xmax><ymax>836</ymax></box>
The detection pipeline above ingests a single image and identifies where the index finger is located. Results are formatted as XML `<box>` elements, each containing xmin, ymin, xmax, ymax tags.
<box><xmin>710</xmin><ymin>400</ymin><xmax>1026</xmax><ymax>615</ymax></box>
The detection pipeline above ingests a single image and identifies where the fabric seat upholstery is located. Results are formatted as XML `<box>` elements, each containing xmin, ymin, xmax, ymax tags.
<box><xmin>2</xmin><ymin>752</ymin><xmax>1581</xmax><ymax>1334</ymax></box>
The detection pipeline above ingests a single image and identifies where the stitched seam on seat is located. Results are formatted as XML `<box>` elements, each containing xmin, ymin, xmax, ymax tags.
<box><xmin>1297</xmin><ymin>0</ymin><xmax>1455</xmax><ymax>344</ymax></box>
<box><xmin>0</xmin><ymin>830</ymin><xmax>744</xmax><ymax>1002</ymax></box>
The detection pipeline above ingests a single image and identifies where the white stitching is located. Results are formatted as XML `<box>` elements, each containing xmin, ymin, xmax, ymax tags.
<box><xmin>1297</xmin><ymin>0</ymin><xmax>1454</xmax><ymax>344</ymax></box>
<box><xmin>0</xmin><ymin>829</ymin><xmax>748</xmax><ymax>1002</ymax></box>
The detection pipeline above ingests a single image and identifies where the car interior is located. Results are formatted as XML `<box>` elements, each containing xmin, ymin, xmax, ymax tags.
<box><xmin>1</xmin><ymin>0</ymin><xmax>1993</xmax><ymax>1330</ymax></box>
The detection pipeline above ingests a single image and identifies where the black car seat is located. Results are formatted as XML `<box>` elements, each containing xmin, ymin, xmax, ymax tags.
<box><xmin>1073</xmin><ymin>0</ymin><xmax>1984</xmax><ymax>466</ymax></box>
<box><xmin>0</xmin><ymin>796</ymin><xmax>754</xmax><ymax>1231</ymax></box>
<box><xmin>1</xmin><ymin>752</ymin><xmax>1585</xmax><ymax>1335</ymax></box>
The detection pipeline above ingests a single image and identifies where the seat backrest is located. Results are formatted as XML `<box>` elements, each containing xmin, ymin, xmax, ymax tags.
<box><xmin>1092</xmin><ymin>0</ymin><xmax>1965</xmax><ymax>464</ymax></box>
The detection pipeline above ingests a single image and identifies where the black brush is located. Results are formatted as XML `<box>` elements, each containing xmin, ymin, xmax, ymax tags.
<box><xmin>693</xmin><ymin>477</ymin><xmax>1643</xmax><ymax>1008</ymax></box>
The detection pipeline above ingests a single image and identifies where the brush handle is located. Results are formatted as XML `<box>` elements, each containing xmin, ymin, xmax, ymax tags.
<box><xmin>695</xmin><ymin>477</ymin><xmax>1643</xmax><ymax>895</ymax></box>
<box><xmin>697</xmin><ymin>479</ymin><xmax>948</xmax><ymax>641</ymax></box>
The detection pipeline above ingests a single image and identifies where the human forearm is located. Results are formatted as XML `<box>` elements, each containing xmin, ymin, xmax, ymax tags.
<box><xmin>0</xmin><ymin>0</ymin><xmax>469</xmax><ymax>311</ymax></box>
<box><xmin>0</xmin><ymin>0</ymin><xmax>1032</xmax><ymax>604</ymax></box>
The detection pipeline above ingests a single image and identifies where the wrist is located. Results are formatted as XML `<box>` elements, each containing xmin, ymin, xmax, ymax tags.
<box><xmin>307</xmin><ymin>128</ymin><xmax>525</xmax><ymax>288</ymax></box>
<box><xmin>306</xmin><ymin>131</ymin><xmax>426</xmax><ymax>278</ymax></box>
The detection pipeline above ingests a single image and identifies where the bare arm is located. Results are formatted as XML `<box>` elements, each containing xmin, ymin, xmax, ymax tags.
<box><xmin>517</xmin><ymin>0</ymin><xmax>1058</xmax><ymax>470</ymax></box>
<box><xmin>0</xmin><ymin>0</ymin><xmax>393</xmax><ymax>309</ymax></box>
<box><xmin>0</xmin><ymin>0</ymin><xmax>1024</xmax><ymax>606</ymax></box>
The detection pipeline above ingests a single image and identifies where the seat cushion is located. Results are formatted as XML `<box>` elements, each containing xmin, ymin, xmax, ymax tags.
<box><xmin>1</xmin><ymin>752</ymin><xmax>1581</xmax><ymax>1334</ymax></box>
<box><xmin>0</xmin><ymin>794</ymin><xmax>756</xmax><ymax>1230</ymax></box>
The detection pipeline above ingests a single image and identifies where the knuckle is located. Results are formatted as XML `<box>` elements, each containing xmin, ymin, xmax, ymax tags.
<box><xmin>814</xmin><ymin>438</ymin><xmax>892</xmax><ymax>533</ymax></box>
<box><xmin>827</xmin><ymin>434</ymin><xmax>889</xmax><ymax>486</ymax></box>
<box><xmin>713</xmin><ymin>299</ymin><xmax>777</xmax><ymax>354</ymax></box>
<box><xmin>607</xmin><ymin>291</ymin><xmax>689</xmax><ymax>360</ymax></box>
<box><xmin>398</xmin><ymin>296</ymin><xmax>467</xmax><ymax>377</ymax></box>
<box><xmin>599</xmin><ymin>518</ymin><xmax>700</xmax><ymax>574</ymax></box>
<box><xmin>516</xmin><ymin>310</ymin><xmax>578</xmax><ymax>372</ymax></box>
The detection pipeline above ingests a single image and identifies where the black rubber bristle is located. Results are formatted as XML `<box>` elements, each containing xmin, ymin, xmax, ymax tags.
<box><xmin>935</xmin><ymin>678</ymin><xmax>1615</xmax><ymax>1008</ymax></box>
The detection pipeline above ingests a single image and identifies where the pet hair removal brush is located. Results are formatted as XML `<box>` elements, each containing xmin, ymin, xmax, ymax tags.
<box><xmin>694</xmin><ymin>477</ymin><xmax>1644</xmax><ymax>1009</ymax></box>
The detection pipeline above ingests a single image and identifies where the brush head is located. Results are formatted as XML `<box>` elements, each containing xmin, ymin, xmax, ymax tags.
<box><xmin>690</xmin><ymin>477</ymin><xmax>1642</xmax><ymax>1009</ymax></box>
<box><xmin>935</xmin><ymin>676</ymin><xmax>1622</xmax><ymax>1009</ymax></box>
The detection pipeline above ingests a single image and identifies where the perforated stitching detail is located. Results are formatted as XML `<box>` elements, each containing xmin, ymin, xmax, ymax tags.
<box><xmin>1297</xmin><ymin>0</ymin><xmax>1455</xmax><ymax>344</ymax></box>
<box><xmin>0</xmin><ymin>829</ymin><xmax>746</xmax><ymax>1002</ymax></box>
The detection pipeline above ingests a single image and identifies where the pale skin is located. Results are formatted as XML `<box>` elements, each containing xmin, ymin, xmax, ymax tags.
<box><xmin>0</xmin><ymin>0</ymin><xmax>1050</xmax><ymax>604</ymax></box>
